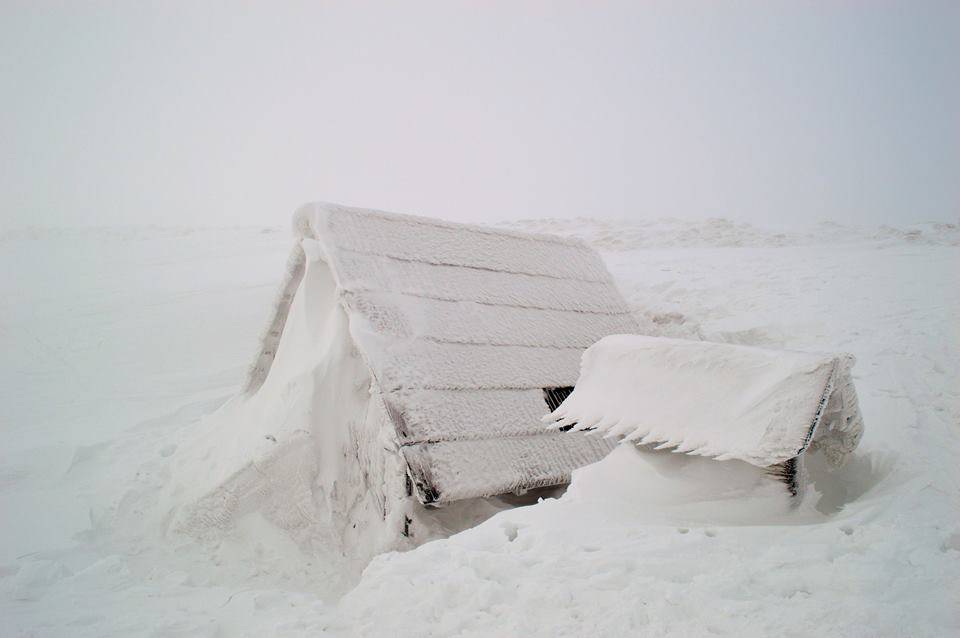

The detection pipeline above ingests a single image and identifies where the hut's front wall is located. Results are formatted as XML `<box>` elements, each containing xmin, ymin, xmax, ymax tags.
<box><xmin>334</xmin><ymin>389</ymin><xmax>414</xmax><ymax>556</ymax></box>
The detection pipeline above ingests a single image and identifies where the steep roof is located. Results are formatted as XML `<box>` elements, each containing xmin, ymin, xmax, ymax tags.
<box><xmin>291</xmin><ymin>202</ymin><xmax>640</xmax><ymax>503</ymax></box>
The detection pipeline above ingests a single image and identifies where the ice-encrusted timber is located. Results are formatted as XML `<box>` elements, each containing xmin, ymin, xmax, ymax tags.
<box><xmin>237</xmin><ymin>202</ymin><xmax>638</xmax><ymax>522</ymax></box>
<box><xmin>544</xmin><ymin>335</ymin><xmax>865</xmax><ymax>494</ymax></box>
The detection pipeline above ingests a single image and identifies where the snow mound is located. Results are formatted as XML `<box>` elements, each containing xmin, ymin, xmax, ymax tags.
<box><xmin>339</xmin><ymin>443</ymin><xmax>955</xmax><ymax>637</ymax></box>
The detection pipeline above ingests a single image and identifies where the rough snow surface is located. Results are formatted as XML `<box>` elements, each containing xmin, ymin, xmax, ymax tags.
<box><xmin>545</xmin><ymin>334</ymin><xmax>863</xmax><ymax>467</ymax></box>
<box><xmin>2</xmin><ymin>218</ymin><xmax>959</xmax><ymax>636</ymax></box>
<box><xmin>340</xmin><ymin>445</ymin><xmax>957</xmax><ymax>637</ymax></box>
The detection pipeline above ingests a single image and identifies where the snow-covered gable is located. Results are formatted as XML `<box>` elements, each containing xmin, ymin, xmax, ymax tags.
<box><xmin>253</xmin><ymin>203</ymin><xmax>640</xmax><ymax>503</ymax></box>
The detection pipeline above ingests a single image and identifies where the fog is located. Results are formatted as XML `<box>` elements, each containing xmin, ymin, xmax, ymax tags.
<box><xmin>2</xmin><ymin>1</ymin><xmax>957</xmax><ymax>229</ymax></box>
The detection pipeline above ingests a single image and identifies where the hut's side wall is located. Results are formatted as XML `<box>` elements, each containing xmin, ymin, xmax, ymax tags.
<box><xmin>244</xmin><ymin>244</ymin><xmax>306</xmax><ymax>395</ymax></box>
<box><xmin>332</xmin><ymin>392</ymin><xmax>415</xmax><ymax>557</ymax></box>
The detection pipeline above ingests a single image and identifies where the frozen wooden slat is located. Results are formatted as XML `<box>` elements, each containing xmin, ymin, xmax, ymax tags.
<box><xmin>300</xmin><ymin>203</ymin><xmax>612</xmax><ymax>282</ymax></box>
<box><xmin>368</xmin><ymin>341</ymin><xmax>583</xmax><ymax>391</ymax></box>
<box><xmin>332</xmin><ymin>251</ymin><xmax>632</xmax><ymax>313</ymax></box>
<box><xmin>382</xmin><ymin>388</ymin><xmax>553</xmax><ymax>443</ymax></box>
<box><xmin>401</xmin><ymin>433</ymin><xmax>616</xmax><ymax>503</ymax></box>
<box><xmin>344</xmin><ymin>292</ymin><xmax>637</xmax><ymax>349</ymax></box>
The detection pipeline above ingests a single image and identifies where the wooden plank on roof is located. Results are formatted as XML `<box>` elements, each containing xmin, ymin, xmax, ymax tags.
<box><xmin>383</xmin><ymin>388</ymin><xmax>554</xmax><ymax>443</ymax></box>
<box><xmin>343</xmin><ymin>291</ymin><xmax>637</xmax><ymax>349</ymax></box>
<box><xmin>401</xmin><ymin>433</ymin><xmax>616</xmax><ymax>503</ymax></box>
<box><xmin>322</xmin><ymin>207</ymin><xmax>611</xmax><ymax>281</ymax></box>
<box><xmin>333</xmin><ymin>251</ymin><xmax>633</xmax><ymax>313</ymax></box>
<box><xmin>369</xmin><ymin>341</ymin><xmax>583</xmax><ymax>391</ymax></box>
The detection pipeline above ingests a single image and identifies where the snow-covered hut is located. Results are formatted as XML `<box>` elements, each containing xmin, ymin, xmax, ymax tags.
<box><xmin>174</xmin><ymin>203</ymin><xmax>638</xmax><ymax>555</ymax></box>
<box><xmin>544</xmin><ymin>335</ymin><xmax>865</xmax><ymax>496</ymax></box>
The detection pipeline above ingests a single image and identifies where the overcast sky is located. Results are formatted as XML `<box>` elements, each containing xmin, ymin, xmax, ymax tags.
<box><xmin>1</xmin><ymin>1</ymin><xmax>957</xmax><ymax>229</ymax></box>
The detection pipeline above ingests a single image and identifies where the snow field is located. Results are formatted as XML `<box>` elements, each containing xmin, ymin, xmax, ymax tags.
<box><xmin>1</xmin><ymin>219</ymin><xmax>958</xmax><ymax>636</ymax></box>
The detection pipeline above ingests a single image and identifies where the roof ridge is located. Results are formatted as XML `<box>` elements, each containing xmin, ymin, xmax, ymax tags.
<box><xmin>298</xmin><ymin>201</ymin><xmax>593</xmax><ymax>249</ymax></box>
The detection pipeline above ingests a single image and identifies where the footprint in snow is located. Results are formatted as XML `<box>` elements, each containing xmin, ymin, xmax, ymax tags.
<box><xmin>501</xmin><ymin>521</ymin><xmax>520</xmax><ymax>542</ymax></box>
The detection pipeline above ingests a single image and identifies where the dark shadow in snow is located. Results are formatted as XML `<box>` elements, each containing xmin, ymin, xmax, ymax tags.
<box><xmin>806</xmin><ymin>450</ymin><xmax>897</xmax><ymax>516</ymax></box>
<box><xmin>493</xmin><ymin>484</ymin><xmax>567</xmax><ymax>507</ymax></box>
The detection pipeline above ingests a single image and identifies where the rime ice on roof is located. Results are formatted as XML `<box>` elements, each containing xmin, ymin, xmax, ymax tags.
<box><xmin>247</xmin><ymin>202</ymin><xmax>640</xmax><ymax>504</ymax></box>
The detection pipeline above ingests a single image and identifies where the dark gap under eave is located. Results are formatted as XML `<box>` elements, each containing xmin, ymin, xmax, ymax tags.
<box><xmin>543</xmin><ymin>386</ymin><xmax>575</xmax><ymax>430</ymax></box>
